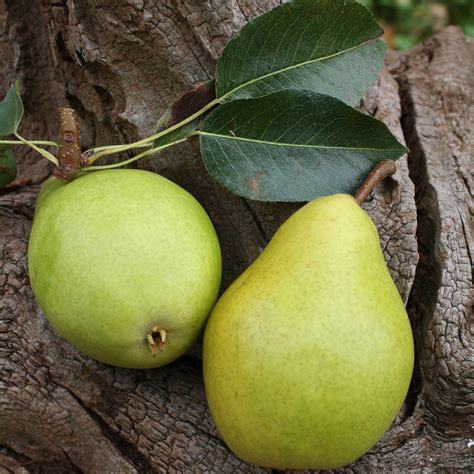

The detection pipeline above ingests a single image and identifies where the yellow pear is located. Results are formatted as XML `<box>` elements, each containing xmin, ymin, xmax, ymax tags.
<box><xmin>203</xmin><ymin>193</ymin><xmax>414</xmax><ymax>469</ymax></box>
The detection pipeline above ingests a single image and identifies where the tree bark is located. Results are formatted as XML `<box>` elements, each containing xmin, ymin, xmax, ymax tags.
<box><xmin>0</xmin><ymin>0</ymin><xmax>472</xmax><ymax>471</ymax></box>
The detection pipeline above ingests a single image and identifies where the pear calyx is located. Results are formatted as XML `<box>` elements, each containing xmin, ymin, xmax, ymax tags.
<box><xmin>147</xmin><ymin>326</ymin><xmax>167</xmax><ymax>356</ymax></box>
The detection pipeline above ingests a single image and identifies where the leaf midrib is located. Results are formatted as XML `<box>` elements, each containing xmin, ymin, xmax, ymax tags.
<box><xmin>200</xmin><ymin>131</ymin><xmax>402</xmax><ymax>153</ymax></box>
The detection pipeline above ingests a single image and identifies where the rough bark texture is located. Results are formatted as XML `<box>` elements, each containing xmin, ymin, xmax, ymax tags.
<box><xmin>0</xmin><ymin>0</ymin><xmax>472</xmax><ymax>470</ymax></box>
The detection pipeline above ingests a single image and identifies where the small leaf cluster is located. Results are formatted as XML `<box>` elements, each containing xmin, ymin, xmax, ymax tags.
<box><xmin>0</xmin><ymin>0</ymin><xmax>406</xmax><ymax>201</ymax></box>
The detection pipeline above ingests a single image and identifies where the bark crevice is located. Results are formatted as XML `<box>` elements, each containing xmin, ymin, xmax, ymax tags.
<box><xmin>397</xmin><ymin>75</ymin><xmax>443</xmax><ymax>425</ymax></box>
<box><xmin>54</xmin><ymin>380</ymin><xmax>154</xmax><ymax>473</ymax></box>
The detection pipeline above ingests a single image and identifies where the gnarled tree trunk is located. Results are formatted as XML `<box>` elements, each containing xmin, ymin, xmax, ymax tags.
<box><xmin>0</xmin><ymin>1</ymin><xmax>472</xmax><ymax>471</ymax></box>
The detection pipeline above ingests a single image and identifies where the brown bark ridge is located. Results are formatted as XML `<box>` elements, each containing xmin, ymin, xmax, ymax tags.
<box><xmin>0</xmin><ymin>0</ymin><xmax>471</xmax><ymax>469</ymax></box>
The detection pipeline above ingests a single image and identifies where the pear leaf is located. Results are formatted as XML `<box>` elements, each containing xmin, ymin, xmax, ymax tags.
<box><xmin>0</xmin><ymin>82</ymin><xmax>24</xmax><ymax>137</ymax></box>
<box><xmin>154</xmin><ymin>80</ymin><xmax>216</xmax><ymax>148</ymax></box>
<box><xmin>0</xmin><ymin>146</ymin><xmax>17</xmax><ymax>188</ymax></box>
<box><xmin>216</xmin><ymin>0</ymin><xmax>385</xmax><ymax>106</ymax></box>
<box><xmin>199</xmin><ymin>89</ymin><xmax>407</xmax><ymax>202</ymax></box>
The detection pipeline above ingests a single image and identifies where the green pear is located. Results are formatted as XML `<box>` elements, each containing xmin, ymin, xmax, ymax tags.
<box><xmin>203</xmin><ymin>194</ymin><xmax>414</xmax><ymax>470</ymax></box>
<box><xmin>28</xmin><ymin>169</ymin><xmax>221</xmax><ymax>369</ymax></box>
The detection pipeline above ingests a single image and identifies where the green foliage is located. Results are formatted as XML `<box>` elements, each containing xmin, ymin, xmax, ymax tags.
<box><xmin>215</xmin><ymin>0</ymin><xmax>385</xmax><ymax>105</ymax></box>
<box><xmin>200</xmin><ymin>90</ymin><xmax>406</xmax><ymax>202</ymax></box>
<box><xmin>195</xmin><ymin>0</ymin><xmax>405</xmax><ymax>202</ymax></box>
<box><xmin>0</xmin><ymin>82</ymin><xmax>23</xmax><ymax>137</ymax></box>
<box><xmin>0</xmin><ymin>146</ymin><xmax>16</xmax><ymax>187</ymax></box>
<box><xmin>361</xmin><ymin>0</ymin><xmax>474</xmax><ymax>49</ymax></box>
<box><xmin>0</xmin><ymin>83</ymin><xmax>23</xmax><ymax>187</ymax></box>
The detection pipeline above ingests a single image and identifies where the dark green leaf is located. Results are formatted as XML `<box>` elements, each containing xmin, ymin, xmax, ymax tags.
<box><xmin>154</xmin><ymin>80</ymin><xmax>216</xmax><ymax>148</ymax></box>
<box><xmin>0</xmin><ymin>82</ymin><xmax>24</xmax><ymax>137</ymax></box>
<box><xmin>0</xmin><ymin>146</ymin><xmax>17</xmax><ymax>188</ymax></box>
<box><xmin>199</xmin><ymin>90</ymin><xmax>406</xmax><ymax>202</ymax></box>
<box><xmin>216</xmin><ymin>0</ymin><xmax>385</xmax><ymax>106</ymax></box>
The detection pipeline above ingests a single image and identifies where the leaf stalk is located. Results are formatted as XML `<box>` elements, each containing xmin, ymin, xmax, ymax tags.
<box><xmin>82</xmin><ymin>136</ymin><xmax>190</xmax><ymax>172</ymax></box>
<box><xmin>13</xmin><ymin>132</ymin><xmax>59</xmax><ymax>166</ymax></box>
<box><xmin>0</xmin><ymin>139</ymin><xmax>59</xmax><ymax>147</ymax></box>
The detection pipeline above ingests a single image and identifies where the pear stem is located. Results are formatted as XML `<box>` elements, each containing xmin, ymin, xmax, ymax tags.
<box><xmin>146</xmin><ymin>326</ymin><xmax>167</xmax><ymax>356</ymax></box>
<box><xmin>354</xmin><ymin>159</ymin><xmax>397</xmax><ymax>206</ymax></box>
<box><xmin>53</xmin><ymin>107</ymin><xmax>82</xmax><ymax>181</ymax></box>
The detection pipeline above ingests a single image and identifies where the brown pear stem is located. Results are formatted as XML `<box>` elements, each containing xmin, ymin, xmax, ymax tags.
<box><xmin>354</xmin><ymin>159</ymin><xmax>397</xmax><ymax>206</ymax></box>
<box><xmin>53</xmin><ymin>107</ymin><xmax>81</xmax><ymax>181</ymax></box>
